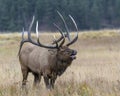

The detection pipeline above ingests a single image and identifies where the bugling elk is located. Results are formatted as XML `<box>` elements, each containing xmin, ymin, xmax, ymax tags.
<box><xmin>18</xmin><ymin>11</ymin><xmax>78</xmax><ymax>89</ymax></box>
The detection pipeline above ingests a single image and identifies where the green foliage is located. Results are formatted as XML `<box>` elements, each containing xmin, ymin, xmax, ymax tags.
<box><xmin>0</xmin><ymin>0</ymin><xmax>120</xmax><ymax>32</ymax></box>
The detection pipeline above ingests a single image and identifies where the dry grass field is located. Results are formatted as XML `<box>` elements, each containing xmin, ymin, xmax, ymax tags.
<box><xmin>0</xmin><ymin>29</ymin><xmax>120</xmax><ymax>96</ymax></box>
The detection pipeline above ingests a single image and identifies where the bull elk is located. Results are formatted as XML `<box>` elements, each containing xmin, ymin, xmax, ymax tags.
<box><xmin>18</xmin><ymin>12</ymin><xmax>78</xmax><ymax>89</ymax></box>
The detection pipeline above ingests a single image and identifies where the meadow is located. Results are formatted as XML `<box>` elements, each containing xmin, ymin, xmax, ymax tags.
<box><xmin>0</xmin><ymin>29</ymin><xmax>120</xmax><ymax>96</ymax></box>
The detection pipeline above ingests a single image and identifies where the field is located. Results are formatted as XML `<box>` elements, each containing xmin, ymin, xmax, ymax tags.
<box><xmin>0</xmin><ymin>30</ymin><xmax>120</xmax><ymax>96</ymax></box>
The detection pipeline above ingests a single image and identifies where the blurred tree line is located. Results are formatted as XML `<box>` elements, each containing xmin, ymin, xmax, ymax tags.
<box><xmin>0</xmin><ymin>0</ymin><xmax>120</xmax><ymax>32</ymax></box>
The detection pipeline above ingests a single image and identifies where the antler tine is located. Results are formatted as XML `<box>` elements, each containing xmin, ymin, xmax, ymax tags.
<box><xmin>66</xmin><ymin>15</ymin><xmax>78</xmax><ymax>46</ymax></box>
<box><xmin>53</xmin><ymin>35</ymin><xmax>57</xmax><ymax>40</ymax></box>
<box><xmin>28</xmin><ymin>15</ymin><xmax>35</xmax><ymax>40</ymax></box>
<box><xmin>18</xmin><ymin>27</ymin><xmax>26</xmax><ymax>55</ymax></box>
<box><xmin>59</xmin><ymin>33</ymin><xmax>65</xmax><ymax>47</ymax></box>
<box><xmin>53</xmin><ymin>35</ymin><xmax>65</xmax><ymax>49</ymax></box>
<box><xmin>53</xmin><ymin>23</ymin><xmax>64</xmax><ymax>36</ymax></box>
<box><xmin>69</xmin><ymin>15</ymin><xmax>78</xmax><ymax>31</ymax></box>
<box><xmin>22</xmin><ymin>27</ymin><xmax>24</xmax><ymax>40</ymax></box>
<box><xmin>69</xmin><ymin>15</ymin><xmax>78</xmax><ymax>37</ymax></box>
<box><xmin>36</xmin><ymin>21</ymin><xmax>39</xmax><ymax>38</ymax></box>
<box><xmin>52</xmin><ymin>35</ymin><xmax>59</xmax><ymax>48</ymax></box>
<box><xmin>52</xmin><ymin>25</ymin><xmax>65</xmax><ymax>47</ymax></box>
<box><xmin>52</xmin><ymin>23</ymin><xmax>65</xmax><ymax>44</ymax></box>
<box><xmin>57</xmin><ymin>11</ymin><xmax>71</xmax><ymax>41</ymax></box>
<box><xmin>35</xmin><ymin>21</ymin><xmax>59</xmax><ymax>49</ymax></box>
<box><xmin>18</xmin><ymin>17</ymin><xmax>40</xmax><ymax>55</ymax></box>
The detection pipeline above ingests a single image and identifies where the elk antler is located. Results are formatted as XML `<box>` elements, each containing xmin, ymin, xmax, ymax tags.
<box><xmin>52</xmin><ymin>23</ymin><xmax>67</xmax><ymax>44</ymax></box>
<box><xmin>18</xmin><ymin>13</ymin><xmax>78</xmax><ymax>55</ymax></box>
<box><xmin>34</xmin><ymin>21</ymin><xmax>58</xmax><ymax>48</ymax></box>
<box><xmin>18</xmin><ymin>28</ymin><xmax>25</xmax><ymax>55</ymax></box>
<box><xmin>66</xmin><ymin>15</ymin><xmax>78</xmax><ymax>46</ymax></box>
<box><xmin>53</xmin><ymin>11</ymin><xmax>78</xmax><ymax>46</ymax></box>
<box><xmin>18</xmin><ymin>16</ymin><xmax>35</xmax><ymax>55</ymax></box>
<box><xmin>27</xmin><ymin>19</ymin><xmax>60</xmax><ymax>49</ymax></box>
<box><xmin>57</xmin><ymin>11</ymin><xmax>71</xmax><ymax>41</ymax></box>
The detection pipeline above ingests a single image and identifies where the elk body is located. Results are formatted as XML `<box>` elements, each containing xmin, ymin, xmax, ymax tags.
<box><xmin>18</xmin><ymin>12</ymin><xmax>78</xmax><ymax>89</ymax></box>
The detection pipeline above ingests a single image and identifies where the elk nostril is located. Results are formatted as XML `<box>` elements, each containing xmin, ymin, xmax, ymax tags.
<box><xmin>72</xmin><ymin>50</ymin><xmax>77</xmax><ymax>55</ymax></box>
<box><xmin>74</xmin><ymin>50</ymin><xmax>77</xmax><ymax>55</ymax></box>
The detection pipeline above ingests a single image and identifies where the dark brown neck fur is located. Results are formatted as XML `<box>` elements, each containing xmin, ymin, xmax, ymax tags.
<box><xmin>55</xmin><ymin>56</ymin><xmax>72</xmax><ymax>76</ymax></box>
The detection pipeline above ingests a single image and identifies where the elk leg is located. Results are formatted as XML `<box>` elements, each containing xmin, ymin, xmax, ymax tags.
<box><xmin>50</xmin><ymin>79</ymin><xmax>55</xmax><ymax>89</ymax></box>
<box><xmin>50</xmin><ymin>75</ymin><xmax>57</xmax><ymax>89</ymax></box>
<box><xmin>21</xmin><ymin>69</ymin><xmax>29</xmax><ymax>86</ymax></box>
<box><xmin>33</xmin><ymin>73</ymin><xmax>41</xmax><ymax>87</ymax></box>
<box><xmin>43</xmin><ymin>76</ymin><xmax>51</xmax><ymax>89</ymax></box>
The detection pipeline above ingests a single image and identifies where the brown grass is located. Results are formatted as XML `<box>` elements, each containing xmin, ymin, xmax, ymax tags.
<box><xmin>0</xmin><ymin>30</ymin><xmax>120</xmax><ymax>96</ymax></box>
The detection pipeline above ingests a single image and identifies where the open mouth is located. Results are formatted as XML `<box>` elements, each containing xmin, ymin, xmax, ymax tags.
<box><xmin>70</xmin><ymin>50</ymin><xmax>77</xmax><ymax>60</ymax></box>
<box><xmin>70</xmin><ymin>55</ymin><xmax>76</xmax><ymax>59</ymax></box>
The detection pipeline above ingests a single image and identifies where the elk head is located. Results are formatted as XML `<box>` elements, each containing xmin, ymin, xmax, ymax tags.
<box><xmin>51</xmin><ymin>11</ymin><xmax>78</xmax><ymax>63</ymax></box>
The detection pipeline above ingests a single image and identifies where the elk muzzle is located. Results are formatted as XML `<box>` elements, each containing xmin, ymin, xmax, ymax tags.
<box><xmin>70</xmin><ymin>50</ymin><xmax>77</xmax><ymax>60</ymax></box>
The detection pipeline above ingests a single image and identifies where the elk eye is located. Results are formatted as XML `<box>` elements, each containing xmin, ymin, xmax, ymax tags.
<box><xmin>61</xmin><ymin>49</ymin><xmax>65</xmax><ymax>52</ymax></box>
<box><xmin>66</xmin><ymin>50</ymin><xmax>71</xmax><ymax>54</ymax></box>
<box><xmin>67</xmin><ymin>50</ymin><xmax>70</xmax><ymax>53</ymax></box>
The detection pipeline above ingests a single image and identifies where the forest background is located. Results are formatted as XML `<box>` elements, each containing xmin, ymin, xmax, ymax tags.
<box><xmin>0</xmin><ymin>0</ymin><xmax>120</xmax><ymax>32</ymax></box>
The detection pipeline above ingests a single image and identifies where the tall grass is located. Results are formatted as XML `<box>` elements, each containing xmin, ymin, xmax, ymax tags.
<box><xmin>0</xmin><ymin>30</ymin><xmax>120</xmax><ymax>96</ymax></box>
